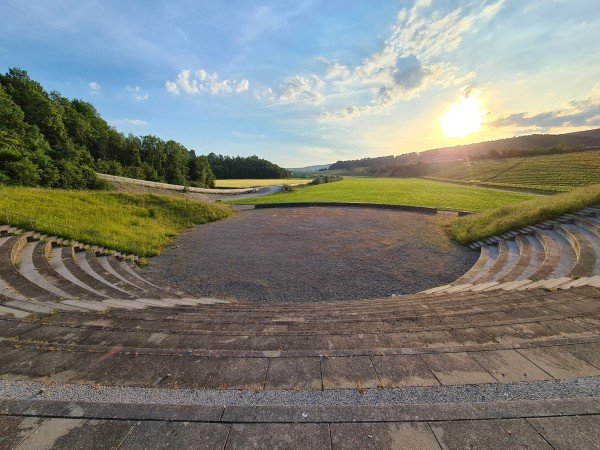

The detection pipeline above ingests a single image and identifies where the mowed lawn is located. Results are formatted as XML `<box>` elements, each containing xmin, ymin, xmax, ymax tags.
<box><xmin>233</xmin><ymin>178</ymin><xmax>537</xmax><ymax>212</ymax></box>
<box><xmin>215</xmin><ymin>178</ymin><xmax>311</xmax><ymax>188</ymax></box>
<box><xmin>0</xmin><ymin>186</ymin><xmax>233</xmax><ymax>256</ymax></box>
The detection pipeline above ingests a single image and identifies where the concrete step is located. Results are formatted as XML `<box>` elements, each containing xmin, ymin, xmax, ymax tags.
<box><xmin>86</xmin><ymin>253</ymin><xmax>149</xmax><ymax>296</ymax></box>
<box><xmin>33</xmin><ymin>241</ymin><xmax>104</xmax><ymax>301</ymax></box>
<box><xmin>16</xmin><ymin>241</ymin><xmax>74</xmax><ymax>299</ymax></box>
<box><xmin>57</xmin><ymin>247</ymin><xmax>132</xmax><ymax>299</ymax></box>
<box><xmin>0</xmin><ymin>235</ymin><xmax>59</xmax><ymax>301</ymax></box>
<box><xmin>557</xmin><ymin>224</ymin><xmax>600</xmax><ymax>276</ymax></box>
<box><xmin>452</xmin><ymin>246</ymin><xmax>490</xmax><ymax>285</ymax></box>
<box><xmin>467</xmin><ymin>245</ymin><xmax>500</xmax><ymax>284</ymax></box>
<box><xmin>532</xmin><ymin>230</ymin><xmax>576</xmax><ymax>280</ymax></box>
<box><xmin>576</xmin><ymin>216</ymin><xmax>600</xmax><ymax>239</ymax></box>
<box><xmin>47</xmin><ymin>247</ymin><xmax>110</xmax><ymax>299</ymax></box>
<box><xmin>73</xmin><ymin>250</ymin><xmax>135</xmax><ymax>297</ymax></box>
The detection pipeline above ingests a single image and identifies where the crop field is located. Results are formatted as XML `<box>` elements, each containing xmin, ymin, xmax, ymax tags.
<box><xmin>424</xmin><ymin>151</ymin><xmax>600</xmax><ymax>192</ymax></box>
<box><xmin>0</xmin><ymin>187</ymin><xmax>232</xmax><ymax>256</ymax></box>
<box><xmin>450</xmin><ymin>184</ymin><xmax>600</xmax><ymax>244</ymax></box>
<box><xmin>233</xmin><ymin>177</ymin><xmax>537</xmax><ymax>212</ymax></box>
<box><xmin>215</xmin><ymin>178</ymin><xmax>311</xmax><ymax>188</ymax></box>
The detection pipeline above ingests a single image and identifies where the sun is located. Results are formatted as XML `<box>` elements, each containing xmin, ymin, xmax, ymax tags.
<box><xmin>441</xmin><ymin>94</ymin><xmax>484</xmax><ymax>138</ymax></box>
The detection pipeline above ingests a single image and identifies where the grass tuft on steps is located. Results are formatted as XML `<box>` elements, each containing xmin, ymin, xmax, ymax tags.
<box><xmin>449</xmin><ymin>184</ymin><xmax>600</xmax><ymax>244</ymax></box>
<box><xmin>0</xmin><ymin>186</ymin><xmax>233</xmax><ymax>256</ymax></box>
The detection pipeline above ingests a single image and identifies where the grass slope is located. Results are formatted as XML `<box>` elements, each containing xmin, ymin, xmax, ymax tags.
<box><xmin>0</xmin><ymin>186</ymin><xmax>233</xmax><ymax>256</ymax></box>
<box><xmin>215</xmin><ymin>179</ymin><xmax>311</xmax><ymax>188</ymax></box>
<box><xmin>424</xmin><ymin>151</ymin><xmax>600</xmax><ymax>192</ymax></box>
<box><xmin>449</xmin><ymin>184</ymin><xmax>600</xmax><ymax>244</ymax></box>
<box><xmin>233</xmin><ymin>178</ymin><xmax>536</xmax><ymax>212</ymax></box>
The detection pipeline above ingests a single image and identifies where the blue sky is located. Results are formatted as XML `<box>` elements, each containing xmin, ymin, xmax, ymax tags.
<box><xmin>1</xmin><ymin>0</ymin><xmax>599</xmax><ymax>167</ymax></box>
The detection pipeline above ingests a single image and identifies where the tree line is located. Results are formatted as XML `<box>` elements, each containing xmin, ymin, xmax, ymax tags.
<box><xmin>0</xmin><ymin>68</ymin><xmax>289</xmax><ymax>189</ymax></box>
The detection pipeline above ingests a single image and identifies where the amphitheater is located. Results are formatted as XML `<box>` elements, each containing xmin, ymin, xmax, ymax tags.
<box><xmin>0</xmin><ymin>203</ymin><xmax>599</xmax><ymax>448</ymax></box>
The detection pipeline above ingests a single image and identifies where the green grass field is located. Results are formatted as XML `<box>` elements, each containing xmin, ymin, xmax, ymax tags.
<box><xmin>449</xmin><ymin>184</ymin><xmax>600</xmax><ymax>244</ymax></box>
<box><xmin>0</xmin><ymin>187</ymin><xmax>232</xmax><ymax>256</ymax></box>
<box><xmin>215</xmin><ymin>179</ymin><xmax>311</xmax><ymax>188</ymax></box>
<box><xmin>233</xmin><ymin>178</ymin><xmax>537</xmax><ymax>212</ymax></box>
<box><xmin>424</xmin><ymin>151</ymin><xmax>600</xmax><ymax>192</ymax></box>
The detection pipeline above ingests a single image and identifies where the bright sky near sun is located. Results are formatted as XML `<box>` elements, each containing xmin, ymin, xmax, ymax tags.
<box><xmin>1</xmin><ymin>0</ymin><xmax>599</xmax><ymax>167</ymax></box>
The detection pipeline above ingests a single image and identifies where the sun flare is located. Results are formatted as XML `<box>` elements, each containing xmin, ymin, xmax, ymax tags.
<box><xmin>441</xmin><ymin>94</ymin><xmax>484</xmax><ymax>138</ymax></box>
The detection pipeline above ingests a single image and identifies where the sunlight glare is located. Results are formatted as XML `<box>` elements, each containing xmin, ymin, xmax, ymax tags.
<box><xmin>441</xmin><ymin>94</ymin><xmax>484</xmax><ymax>138</ymax></box>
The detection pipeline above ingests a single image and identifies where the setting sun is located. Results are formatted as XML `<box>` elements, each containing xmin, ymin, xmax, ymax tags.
<box><xmin>441</xmin><ymin>95</ymin><xmax>484</xmax><ymax>138</ymax></box>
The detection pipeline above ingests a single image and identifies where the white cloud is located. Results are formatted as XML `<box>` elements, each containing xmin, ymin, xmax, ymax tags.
<box><xmin>165</xmin><ymin>69</ymin><xmax>249</xmax><ymax>95</ymax></box>
<box><xmin>490</xmin><ymin>83</ymin><xmax>600</xmax><ymax>129</ymax></box>
<box><xmin>127</xmin><ymin>85</ymin><xmax>149</xmax><ymax>101</ymax></box>
<box><xmin>258</xmin><ymin>74</ymin><xmax>324</xmax><ymax>104</ymax></box>
<box><xmin>88</xmin><ymin>81</ymin><xmax>101</xmax><ymax>94</ymax></box>
<box><xmin>110</xmin><ymin>118</ymin><xmax>148</xmax><ymax>127</ymax></box>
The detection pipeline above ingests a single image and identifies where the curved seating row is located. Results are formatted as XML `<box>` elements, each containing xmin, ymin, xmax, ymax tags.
<box><xmin>424</xmin><ymin>205</ymin><xmax>600</xmax><ymax>295</ymax></box>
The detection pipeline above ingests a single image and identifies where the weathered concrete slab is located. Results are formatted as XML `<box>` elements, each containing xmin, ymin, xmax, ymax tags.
<box><xmin>321</xmin><ymin>356</ymin><xmax>379</xmax><ymax>389</ymax></box>
<box><xmin>470</xmin><ymin>349</ymin><xmax>553</xmax><ymax>382</ymax></box>
<box><xmin>225</xmin><ymin>423</ymin><xmax>331</xmax><ymax>449</ymax></box>
<box><xmin>565</xmin><ymin>342</ymin><xmax>600</xmax><ymax>368</ymax></box>
<box><xmin>528</xmin><ymin>415</ymin><xmax>600</xmax><ymax>449</ymax></box>
<box><xmin>331</xmin><ymin>423</ymin><xmax>440</xmax><ymax>449</ymax></box>
<box><xmin>14</xmin><ymin>418</ymin><xmax>133</xmax><ymax>449</ymax></box>
<box><xmin>0</xmin><ymin>416</ymin><xmax>43</xmax><ymax>449</ymax></box>
<box><xmin>421</xmin><ymin>352</ymin><xmax>497</xmax><ymax>385</ymax></box>
<box><xmin>371</xmin><ymin>355</ymin><xmax>440</xmax><ymax>387</ymax></box>
<box><xmin>517</xmin><ymin>347</ymin><xmax>600</xmax><ymax>378</ymax></box>
<box><xmin>430</xmin><ymin>418</ymin><xmax>552</xmax><ymax>449</ymax></box>
<box><xmin>121</xmin><ymin>421</ymin><xmax>230</xmax><ymax>449</ymax></box>
<box><xmin>265</xmin><ymin>357</ymin><xmax>322</xmax><ymax>390</ymax></box>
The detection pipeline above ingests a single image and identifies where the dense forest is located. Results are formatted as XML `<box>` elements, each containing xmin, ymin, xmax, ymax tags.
<box><xmin>0</xmin><ymin>68</ymin><xmax>289</xmax><ymax>189</ymax></box>
<box><xmin>207</xmin><ymin>154</ymin><xmax>290</xmax><ymax>179</ymax></box>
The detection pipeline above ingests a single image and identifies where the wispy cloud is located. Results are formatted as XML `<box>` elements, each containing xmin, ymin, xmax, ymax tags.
<box><xmin>126</xmin><ymin>85</ymin><xmax>149</xmax><ymax>101</ymax></box>
<box><xmin>165</xmin><ymin>69</ymin><xmax>249</xmax><ymax>95</ymax></box>
<box><xmin>231</xmin><ymin>130</ymin><xmax>267</xmax><ymax>139</ymax></box>
<box><xmin>110</xmin><ymin>118</ymin><xmax>148</xmax><ymax>127</ymax></box>
<box><xmin>318</xmin><ymin>0</ymin><xmax>503</xmax><ymax>120</ymax></box>
<box><xmin>88</xmin><ymin>81</ymin><xmax>101</xmax><ymax>95</ymax></box>
<box><xmin>490</xmin><ymin>83</ymin><xmax>600</xmax><ymax>129</ymax></box>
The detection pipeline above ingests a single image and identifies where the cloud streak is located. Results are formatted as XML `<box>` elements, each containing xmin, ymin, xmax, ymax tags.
<box><xmin>490</xmin><ymin>84</ymin><xmax>600</xmax><ymax>129</ymax></box>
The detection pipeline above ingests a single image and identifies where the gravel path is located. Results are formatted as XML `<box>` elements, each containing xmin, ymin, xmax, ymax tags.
<box><xmin>144</xmin><ymin>207</ymin><xmax>478</xmax><ymax>302</ymax></box>
<box><xmin>1</xmin><ymin>378</ymin><xmax>598</xmax><ymax>406</ymax></box>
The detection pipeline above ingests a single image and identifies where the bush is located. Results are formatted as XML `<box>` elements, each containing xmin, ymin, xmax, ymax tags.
<box><xmin>310</xmin><ymin>175</ymin><xmax>343</xmax><ymax>185</ymax></box>
<box><xmin>282</xmin><ymin>184</ymin><xmax>295</xmax><ymax>192</ymax></box>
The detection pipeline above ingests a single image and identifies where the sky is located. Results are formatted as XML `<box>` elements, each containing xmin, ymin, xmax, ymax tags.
<box><xmin>1</xmin><ymin>0</ymin><xmax>599</xmax><ymax>167</ymax></box>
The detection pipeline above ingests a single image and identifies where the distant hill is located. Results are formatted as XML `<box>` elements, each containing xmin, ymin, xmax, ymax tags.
<box><xmin>287</xmin><ymin>164</ymin><xmax>331</xmax><ymax>172</ymax></box>
<box><xmin>330</xmin><ymin>128</ymin><xmax>600</xmax><ymax>170</ymax></box>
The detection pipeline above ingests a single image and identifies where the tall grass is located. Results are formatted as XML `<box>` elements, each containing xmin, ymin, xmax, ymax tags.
<box><xmin>449</xmin><ymin>184</ymin><xmax>600</xmax><ymax>244</ymax></box>
<box><xmin>0</xmin><ymin>186</ymin><xmax>233</xmax><ymax>256</ymax></box>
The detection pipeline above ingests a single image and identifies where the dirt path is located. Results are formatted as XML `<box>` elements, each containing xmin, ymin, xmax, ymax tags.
<box><xmin>143</xmin><ymin>207</ymin><xmax>478</xmax><ymax>302</ymax></box>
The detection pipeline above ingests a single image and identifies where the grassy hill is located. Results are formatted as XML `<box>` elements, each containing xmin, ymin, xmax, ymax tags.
<box><xmin>423</xmin><ymin>151</ymin><xmax>600</xmax><ymax>192</ymax></box>
<box><xmin>232</xmin><ymin>178</ymin><xmax>537</xmax><ymax>212</ymax></box>
<box><xmin>449</xmin><ymin>184</ymin><xmax>600</xmax><ymax>244</ymax></box>
<box><xmin>0</xmin><ymin>186</ymin><xmax>232</xmax><ymax>256</ymax></box>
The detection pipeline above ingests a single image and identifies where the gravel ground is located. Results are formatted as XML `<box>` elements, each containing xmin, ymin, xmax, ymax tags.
<box><xmin>144</xmin><ymin>206</ymin><xmax>478</xmax><ymax>302</ymax></box>
<box><xmin>1</xmin><ymin>378</ymin><xmax>598</xmax><ymax>406</ymax></box>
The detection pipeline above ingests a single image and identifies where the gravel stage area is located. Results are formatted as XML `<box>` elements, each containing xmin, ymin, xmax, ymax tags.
<box><xmin>144</xmin><ymin>206</ymin><xmax>478</xmax><ymax>302</ymax></box>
